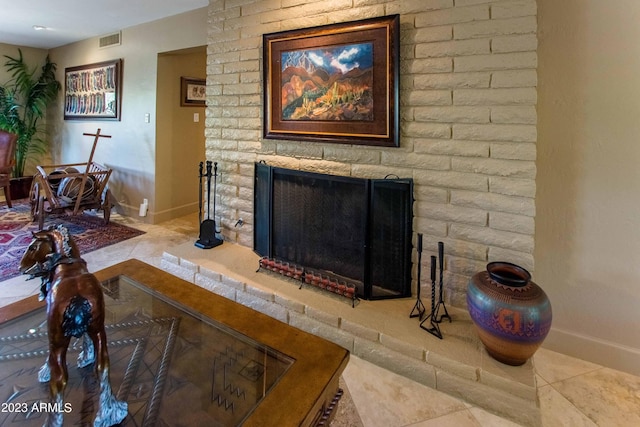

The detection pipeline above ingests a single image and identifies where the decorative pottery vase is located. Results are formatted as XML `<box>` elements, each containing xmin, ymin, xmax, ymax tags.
<box><xmin>467</xmin><ymin>262</ymin><xmax>552</xmax><ymax>366</ymax></box>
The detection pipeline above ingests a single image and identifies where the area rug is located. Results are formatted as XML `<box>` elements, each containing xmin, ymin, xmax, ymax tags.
<box><xmin>0</xmin><ymin>200</ymin><xmax>145</xmax><ymax>280</ymax></box>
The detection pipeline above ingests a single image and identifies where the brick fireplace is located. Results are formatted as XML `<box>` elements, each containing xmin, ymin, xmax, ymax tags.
<box><xmin>205</xmin><ymin>0</ymin><xmax>537</xmax><ymax>310</ymax></box>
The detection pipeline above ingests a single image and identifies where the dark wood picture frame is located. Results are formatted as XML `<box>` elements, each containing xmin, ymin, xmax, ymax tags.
<box><xmin>180</xmin><ymin>77</ymin><xmax>206</xmax><ymax>107</ymax></box>
<box><xmin>263</xmin><ymin>15</ymin><xmax>400</xmax><ymax>147</ymax></box>
<box><xmin>64</xmin><ymin>59</ymin><xmax>122</xmax><ymax>120</ymax></box>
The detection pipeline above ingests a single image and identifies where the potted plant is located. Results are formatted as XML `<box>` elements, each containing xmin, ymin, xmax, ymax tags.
<box><xmin>0</xmin><ymin>49</ymin><xmax>61</xmax><ymax>198</ymax></box>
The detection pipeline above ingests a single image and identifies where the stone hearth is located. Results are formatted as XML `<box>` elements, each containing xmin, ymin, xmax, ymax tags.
<box><xmin>161</xmin><ymin>242</ymin><xmax>540</xmax><ymax>427</ymax></box>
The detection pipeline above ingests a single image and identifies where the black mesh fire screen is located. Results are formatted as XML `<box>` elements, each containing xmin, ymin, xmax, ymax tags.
<box><xmin>254</xmin><ymin>163</ymin><xmax>412</xmax><ymax>300</ymax></box>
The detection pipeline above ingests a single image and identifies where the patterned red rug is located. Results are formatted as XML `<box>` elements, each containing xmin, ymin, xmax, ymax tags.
<box><xmin>0</xmin><ymin>200</ymin><xmax>145</xmax><ymax>280</ymax></box>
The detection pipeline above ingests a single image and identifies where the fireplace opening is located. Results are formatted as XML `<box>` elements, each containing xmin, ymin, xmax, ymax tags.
<box><xmin>254</xmin><ymin>163</ymin><xmax>413</xmax><ymax>300</ymax></box>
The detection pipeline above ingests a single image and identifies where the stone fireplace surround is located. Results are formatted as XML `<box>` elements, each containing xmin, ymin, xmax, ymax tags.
<box><xmin>206</xmin><ymin>0</ymin><xmax>538</xmax><ymax>310</ymax></box>
<box><xmin>161</xmin><ymin>243</ymin><xmax>540</xmax><ymax>426</ymax></box>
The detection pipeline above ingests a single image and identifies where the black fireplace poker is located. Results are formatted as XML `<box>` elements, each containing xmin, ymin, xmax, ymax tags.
<box><xmin>433</xmin><ymin>241</ymin><xmax>451</xmax><ymax>324</ymax></box>
<box><xmin>195</xmin><ymin>160</ymin><xmax>223</xmax><ymax>249</ymax></box>
<box><xmin>409</xmin><ymin>233</ymin><xmax>426</xmax><ymax>320</ymax></box>
<box><xmin>420</xmin><ymin>255</ymin><xmax>443</xmax><ymax>339</ymax></box>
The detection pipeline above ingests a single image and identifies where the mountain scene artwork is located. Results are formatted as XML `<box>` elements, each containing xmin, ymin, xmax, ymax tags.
<box><xmin>280</xmin><ymin>42</ymin><xmax>374</xmax><ymax>122</ymax></box>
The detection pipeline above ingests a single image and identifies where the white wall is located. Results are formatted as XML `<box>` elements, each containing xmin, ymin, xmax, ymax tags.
<box><xmin>537</xmin><ymin>0</ymin><xmax>640</xmax><ymax>375</ymax></box>
<box><xmin>47</xmin><ymin>8</ymin><xmax>207</xmax><ymax>220</ymax></box>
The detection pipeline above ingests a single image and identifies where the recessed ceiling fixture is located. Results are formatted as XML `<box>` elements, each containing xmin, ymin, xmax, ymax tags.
<box><xmin>33</xmin><ymin>25</ymin><xmax>48</xmax><ymax>31</ymax></box>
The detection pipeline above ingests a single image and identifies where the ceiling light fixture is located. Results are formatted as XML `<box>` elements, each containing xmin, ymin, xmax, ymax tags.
<box><xmin>33</xmin><ymin>25</ymin><xmax>48</xmax><ymax>31</ymax></box>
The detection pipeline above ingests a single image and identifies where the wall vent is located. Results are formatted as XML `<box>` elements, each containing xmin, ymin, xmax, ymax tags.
<box><xmin>99</xmin><ymin>32</ymin><xmax>121</xmax><ymax>48</ymax></box>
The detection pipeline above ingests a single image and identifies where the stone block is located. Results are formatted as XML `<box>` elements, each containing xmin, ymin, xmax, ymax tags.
<box><xmin>411</xmin><ymin>26</ymin><xmax>453</xmax><ymax>44</ymax></box>
<box><xmin>379</xmin><ymin>333</ymin><xmax>426</xmax><ymax>360</ymax></box>
<box><xmin>451</xmin><ymin>189</ymin><xmax>535</xmax><ymax>216</ymax></box>
<box><xmin>306</xmin><ymin>306</ymin><xmax>341</xmax><ymax>328</ymax></box>
<box><xmin>489</xmin><ymin>211</ymin><xmax>535</xmax><ymax>235</ymax></box>
<box><xmin>479</xmin><ymin>367</ymin><xmax>537</xmax><ymax>400</ymax></box>
<box><xmin>416</xmin><ymin>38</ymin><xmax>489</xmax><ymax>58</ymax></box>
<box><xmin>397</xmin><ymin>0</ymin><xmax>452</xmax><ymax>14</ymax></box>
<box><xmin>161</xmin><ymin>252</ymin><xmax>179</xmax><ymax>265</ymax></box>
<box><xmin>221</xmin><ymin>274</ymin><xmax>245</xmax><ymax>291</ymax></box>
<box><xmin>449</xmin><ymin>223</ymin><xmax>534</xmax><ymax>253</ymax></box>
<box><xmin>491</xmin><ymin>0</ymin><xmax>537</xmax><ymax>19</ymax></box>
<box><xmin>491</xmin><ymin>106</ymin><xmax>537</xmax><ymax>124</ymax></box>
<box><xmin>454</xmin><ymin>87</ymin><xmax>536</xmax><ymax>106</ymax></box>
<box><xmin>491</xmin><ymin>70</ymin><xmax>538</xmax><ymax>88</ymax></box>
<box><xmin>353</xmin><ymin>338</ymin><xmax>437</xmax><ymax>388</ymax></box>
<box><xmin>414</xmin><ymin>72</ymin><xmax>490</xmax><ymax>90</ymax></box>
<box><xmin>454</xmin><ymin>16</ymin><xmax>536</xmax><ymax>39</ymax></box>
<box><xmin>381</xmin><ymin>151</ymin><xmax>450</xmax><ymax>170</ymax></box>
<box><xmin>405</xmin><ymin>58</ymin><xmax>453</xmax><ymax>74</ymax></box>
<box><xmin>160</xmin><ymin>259</ymin><xmax>195</xmax><ymax>283</ymax></box>
<box><xmin>491</xmin><ymin>142</ymin><xmax>536</xmax><ymax>161</ymax></box>
<box><xmin>340</xmin><ymin>319</ymin><xmax>379</xmax><ymax>342</ymax></box>
<box><xmin>426</xmin><ymin>350</ymin><xmax>479</xmax><ymax>381</ymax></box>
<box><xmin>413</xmin><ymin>170</ymin><xmax>489</xmax><ymax>192</ymax></box>
<box><xmin>492</xmin><ymin>34</ymin><xmax>538</xmax><ymax>53</ymax></box>
<box><xmin>236</xmin><ymin>291</ymin><xmax>288</xmax><ymax>323</ymax></box>
<box><xmin>289</xmin><ymin>312</ymin><xmax>354</xmax><ymax>351</ymax></box>
<box><xmin>195</xmin><ymin>274</ymin><xmax>237</xmax><ymax>301</ymax></box>
<box><xmin>415</xmin><ymin>201</ymin><xmax>487</xmax><ymax>226</ymax></box>
<box><xmin>198</xmin><ymin>267</ymin><xmax>222</xmax><ymax>282</ymax></box>
<box><xmin>274</xmin><ymin>294</ymin><xmax>306</xmax><ymax>313</ymax></box>
<box><xmin>489</xmin><ymin>176</ymin><xmax>536</xmax><ymax>198</ymax></box>
<box><xmin>416</xmin><ymin>4</ymin><xmax>489</xmax><ymax>27</ymax></box>
<box><xmin>414</xmin><ymin>105</ymin><xmax>490</xmax><ymax>123</ymax></box>
<box><xmin>414</xmin><ymin>138</ymin><xmax>489</xmax><ymax>157</ymax></box>
<box><xmin>452</xmin><ymin>157</ymin><xmax>536</xmax><ymax>179</ymax></box>
<box><xmin>244</xmin><ymin>283</ymin><xmax>275</xmax><ymax>302</ymax></box>
<box><xmin>179</xmin><ymin>258</ymin><xmax>200</xmax><ymax>273</ymax></box>
<box><xmin>406</xmin><ymin>89</ymin><xmax>453</xmax><ymax>106</ymax></box>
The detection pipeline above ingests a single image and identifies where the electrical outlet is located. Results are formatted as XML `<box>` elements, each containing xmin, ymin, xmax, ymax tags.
<box><xmin>193</xmin><ymin>113</ymin><xmax>199</xmax><ymax>122</ymax></box>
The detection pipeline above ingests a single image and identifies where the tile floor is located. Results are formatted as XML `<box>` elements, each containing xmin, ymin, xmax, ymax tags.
<box><xmin>1</xmin><ymin>210</ymin><xmax>639</xmax><ymax>426</ymax></box>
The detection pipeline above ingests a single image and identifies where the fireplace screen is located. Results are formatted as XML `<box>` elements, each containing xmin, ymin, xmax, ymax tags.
<box><xmin>254</xmin><ymin>163</ymin><xmax>412</xmax><ymax>300</ymax></box>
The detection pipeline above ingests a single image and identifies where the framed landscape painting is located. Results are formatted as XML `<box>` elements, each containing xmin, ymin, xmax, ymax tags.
<box><xmin>263</xmin><ymin>15</ymin><xmax>399</xmax><ymax>147</ymax></box>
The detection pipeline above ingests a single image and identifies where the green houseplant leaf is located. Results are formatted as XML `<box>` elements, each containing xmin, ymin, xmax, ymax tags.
<box><xmin>0</xmin><ymin>49</ymin><xmax>61</xmax><ymax>178</ymax></box>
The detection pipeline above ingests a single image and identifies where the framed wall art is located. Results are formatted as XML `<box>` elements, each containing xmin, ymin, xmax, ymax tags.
<box><xmin>262</xmin><ymin>15</ymin><xmax>399</xmax><ymax>147</ymax></box>
<box><xmin>64</xmin><ymin>59</ymin><xmax>122</xmax><ymax>120</ymax></box>
<box><xmin>180</xmin><ymin>77</ymin><xmax>206</xmax><ymax>106</ymax></box>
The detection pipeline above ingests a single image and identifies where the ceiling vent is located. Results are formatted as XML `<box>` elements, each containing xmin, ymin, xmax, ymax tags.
<box><xmin>99</xmin><ymin>32</ymin><xmax>121</xmax><ymax>48</ymax></box>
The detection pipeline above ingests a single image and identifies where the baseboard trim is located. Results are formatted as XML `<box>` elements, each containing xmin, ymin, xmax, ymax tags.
<box><xmin>544</xmin><ymin>327</ymin><xmax>640</xmax><ymax>376</ymax></box>
<box><xmin>116</xmin><ymin>202</ymin><xmax>198</xmax><ymax>224</ymax></box>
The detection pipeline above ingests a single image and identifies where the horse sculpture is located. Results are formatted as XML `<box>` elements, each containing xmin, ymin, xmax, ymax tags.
<box><xmin>20</xmin><ymin>225</ymin><xmax>128</xmax><ymax>427</ymax></box>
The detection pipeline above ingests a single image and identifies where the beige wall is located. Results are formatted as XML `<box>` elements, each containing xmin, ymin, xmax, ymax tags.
<box><xmin>47</xmin><ymin>8</ymin><xmax>207</xmax><ymax>221</ymax></box>
<box><xmin>537</xmin><ymin>0</ymin><xmax>640</xmax><ymax>375</ymax></box>
<box><xmin>156</xmin><ymin>47</ymin><xmax>207</xmax><ymax>222</ymax></box>
<box><xmin>0</xmin><ymin>43</ymin><xmax>49</xmax><ymax>83</ymax></box>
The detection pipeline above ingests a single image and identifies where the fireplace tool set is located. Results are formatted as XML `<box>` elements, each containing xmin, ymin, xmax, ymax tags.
<box><xmin>195</xmin><ymin>160</ymin><xmax>223</xmax><ymax>249</ymax></box>
<box><xmin>410</xmin><ymin>235</ymin><xmax>451</xmax><ymax>339</ymax></box>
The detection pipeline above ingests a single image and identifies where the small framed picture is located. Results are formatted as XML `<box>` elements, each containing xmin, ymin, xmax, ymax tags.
<box><xmin>180</xmin><ymin>77</ymin><xmax>206</xmax><ymax>107</ymax></box>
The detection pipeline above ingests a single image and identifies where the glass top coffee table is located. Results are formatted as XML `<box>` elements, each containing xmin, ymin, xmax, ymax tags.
<box><xmin>0</xmin><ymin>259</ymin><xmax>349</xmax><ymax>426</ymax></box>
